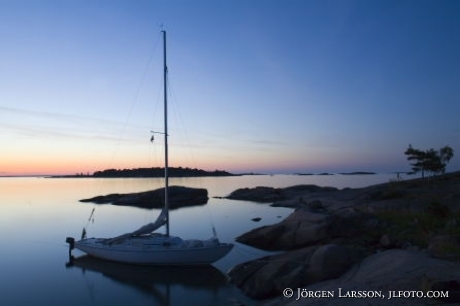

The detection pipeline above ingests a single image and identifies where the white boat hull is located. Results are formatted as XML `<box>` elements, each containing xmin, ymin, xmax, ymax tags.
<box><xmin>74</xmin><ymin>235</ymin><xmax>233</xmax><ymax>265</ymax></box>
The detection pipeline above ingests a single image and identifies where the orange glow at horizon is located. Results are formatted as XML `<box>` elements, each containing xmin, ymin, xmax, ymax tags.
<box><xmin>1</xmin><ymin>153</ymin><xmax>280</xmax><ymax>176</ymax></box>
<box><xmin>1</xmin><ymin>140</ymin><xmax>362</xmax><ymax>176</ymax></box>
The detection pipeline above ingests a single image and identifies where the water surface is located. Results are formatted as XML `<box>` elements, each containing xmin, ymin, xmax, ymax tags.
<box><xmin>0</xmin><ymin>173</ymin><xmax>402</xmax><ymax>305</ymax></box>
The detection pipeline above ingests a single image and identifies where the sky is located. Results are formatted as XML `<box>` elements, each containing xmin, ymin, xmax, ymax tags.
<box><xmin>1</xmin><ymin>0</ymin><xmax>459</xmax><ymax>176</ymax></box>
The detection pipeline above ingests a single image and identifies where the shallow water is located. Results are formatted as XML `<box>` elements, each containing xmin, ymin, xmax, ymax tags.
<box><xmin>0</xmin><ymin>173</ymin><xmax>402</xmax><ymax>305</ymax></box>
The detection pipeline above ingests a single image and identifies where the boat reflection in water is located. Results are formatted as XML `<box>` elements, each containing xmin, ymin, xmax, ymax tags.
<box><xmin>67</xmin><ymin>255</ymin><xmax>250</xmax><ymax>306</ymax></box>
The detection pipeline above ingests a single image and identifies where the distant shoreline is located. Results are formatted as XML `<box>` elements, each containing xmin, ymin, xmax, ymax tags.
<box><xmin>294</xmin><ymin>171</ymin><xmax>378</xmax><ymax>176</ymax></box>
<box><xmin>47</xmin><ymin>167</ymin><xmax>236</xmax><ymax>178</ymax></box>
<box><xmin>1</xmin><ymin>170</ymin><xmax>413</xmax><ymax>178</ymax></box>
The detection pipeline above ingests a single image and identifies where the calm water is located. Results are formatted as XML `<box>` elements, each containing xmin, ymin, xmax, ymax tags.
<box><xmin>0</xmin><ymin>174</ymin><xmax>402</xmax><ymax>305</ymax></box>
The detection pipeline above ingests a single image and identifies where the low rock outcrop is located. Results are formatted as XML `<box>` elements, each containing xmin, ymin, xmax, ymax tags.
<box><xmin>226</xmin><ymin>185</ymin><xmax>338</xmax><ymax>203</ymax></box>
<box><xmin>236</xmin><ymin>208</ymin><xmax>332</xmax><ymax>250</ymax></box>
<box><xmin>229</xmin><ymin>244</ymin><xmax>354</xmax><ymax>300</ymax></box>
<box><xmin>80</xmin><ymin>186</ymin><xmax>208</xmax><ymax>209</ymax></box>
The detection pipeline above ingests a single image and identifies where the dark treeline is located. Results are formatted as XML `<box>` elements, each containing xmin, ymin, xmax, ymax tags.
<box><xmin>92</xmin><ymin>167</ymin><xmax>235</xmax><ymax>178</ymax></box>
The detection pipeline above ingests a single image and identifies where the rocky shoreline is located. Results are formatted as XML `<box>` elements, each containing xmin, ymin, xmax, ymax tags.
<box><xmin>80</xmin><ymin>186</ymin><xmax>208</xmax><ymax>209</ymax></box>
<box><xmin>227</xmin><ymin>171</ymin><xmax>460</xmax><ymax>305</ymax></box>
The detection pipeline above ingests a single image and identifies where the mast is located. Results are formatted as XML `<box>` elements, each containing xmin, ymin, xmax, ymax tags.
<box><xmin>162</xmin><ymin>30</ymin><xmax>170</xmax><ymax>237</ymax></box>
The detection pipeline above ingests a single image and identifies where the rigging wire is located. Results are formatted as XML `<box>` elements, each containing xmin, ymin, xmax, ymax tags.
<box><xmin>167</xmin><ymin>66</ymin><xmax>221</xmax><ymax>239</ymax></box>
<box><xmin>82</xmin><ymin>32</ymin><xmax>163</xmax><ymax>236</ymax></box>
<box><xmin>167</xmin><ymin>75</ymin><xmax>198</xmax><ymax>169</ymax></box>
<box><xmin>107</xmin><ymin>32</ymin><xmax>162</xmax><ymax>167</ymax></box>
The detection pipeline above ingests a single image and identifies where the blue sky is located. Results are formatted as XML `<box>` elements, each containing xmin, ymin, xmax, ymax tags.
<box><xmin>1</xmin><ymin>0</ymin><xmax>459</xmax><ymax>175</ymax></box>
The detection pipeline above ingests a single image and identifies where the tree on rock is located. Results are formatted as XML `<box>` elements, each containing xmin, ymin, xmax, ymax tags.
<box><xmin>404</xmin><ymin>145</ymin><xmax>454</xmax><ymax>178</ymax></box>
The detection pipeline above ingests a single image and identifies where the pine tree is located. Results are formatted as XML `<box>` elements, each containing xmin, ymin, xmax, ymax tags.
<box><xmin>404</xmin><ymin>144</ymin><xmax>454</xmax><ymax>178</ymax></box>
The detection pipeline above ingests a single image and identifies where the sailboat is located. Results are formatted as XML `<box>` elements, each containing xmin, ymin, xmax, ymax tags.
<box><xmin>66</xmin><ymin>31</ymin><xmax>233</xmax><ymax>265</ymax></box>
